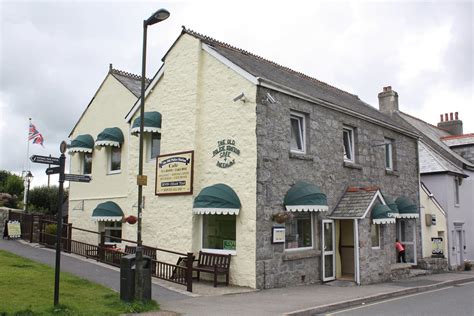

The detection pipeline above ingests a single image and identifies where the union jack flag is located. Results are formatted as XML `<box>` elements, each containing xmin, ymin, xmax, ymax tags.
<box><xmin>29</xmin><ymin>122</ymin><xmax>44</xmax><ymax>146</ymax></box>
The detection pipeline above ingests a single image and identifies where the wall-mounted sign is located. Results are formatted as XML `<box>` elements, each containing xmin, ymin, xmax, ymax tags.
<box><xmin>156</xmin><ymin>151</ymin><xmax>194</xmax><ymax>195</ymax></box>
<box><xmin>212</xmin><ymin>139</ymin><xmax>240</xmax><ymax>168</ymax></box>
<box><xmin>223</xmin><ymin>240</ymin><xmax>236</xmax><ymax>250</ymax></box>
<box><xmin>272</xmin><ymin>227</ymin><xmax>286</xmax><ymax>244</ymax></box>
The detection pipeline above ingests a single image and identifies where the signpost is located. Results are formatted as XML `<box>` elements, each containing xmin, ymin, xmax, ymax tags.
<box><xmin>30</xmin><ymin>141</ymin><xmax>91</xmax><ymax>307</ymax></box>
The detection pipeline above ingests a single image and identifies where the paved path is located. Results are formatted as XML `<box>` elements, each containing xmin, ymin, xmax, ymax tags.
<box><xmin>2</xmin><ymin>238</ymin><xmax>474</xmax><ymax>316</ymax></box>
<box><xmin>0</xmin><ymin>239</ymin><xmax>188</xmax><ymax>302</ymax></box>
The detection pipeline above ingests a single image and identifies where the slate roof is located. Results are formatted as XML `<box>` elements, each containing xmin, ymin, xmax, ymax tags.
<box><xmin>110</xmin><ymin>68</ymin><xmax>150</xmax><ymax>97</ymax></box>
<box><xmin>396</xmin><ymin>112</ymin><xmax>474</xmax><ymax>170</ymax></box>
<box><xmin>330</xmin><ymin>188</ymin><xmax>379</xmax><ymax>218</ymax></box>
<box><xmin>180</xmin><ymin>27</ymin><xmax>416</xmax><ymax>137</ymax></box>
<box><xmin>418</xmin><ymin>142</ymin><xmax>465</xmax><ymax>176</ymax></box>
<box><xmin>441</xmin><ymin>134</ymin><xmax>474</xmax><ymax>147</ymax></box>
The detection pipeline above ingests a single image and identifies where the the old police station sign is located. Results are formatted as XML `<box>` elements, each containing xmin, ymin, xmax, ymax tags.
<box><xmin>212</xmin><ymin>139</ymin><xmax>240</xmax><ymax>168</ymax></box>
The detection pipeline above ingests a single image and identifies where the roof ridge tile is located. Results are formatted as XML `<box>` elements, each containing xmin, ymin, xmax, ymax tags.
<box><xmin>110</xmin><ymin>67</ymin><xmax>151</xmax><ymax>83</ymax></box>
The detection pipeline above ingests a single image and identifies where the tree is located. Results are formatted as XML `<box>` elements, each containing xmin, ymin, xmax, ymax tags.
<box><xmin>28</xmin><ymin>185</ymin><xmax>68</xmax><ymax>215</ymax></box>
<box><xmin>0</xmin><ymin>170</ymin><xmax>24</xmax><ymax>208</ymax></box>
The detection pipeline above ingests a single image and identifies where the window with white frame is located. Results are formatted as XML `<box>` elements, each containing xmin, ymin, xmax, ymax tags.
<box><xmin>371</xmin><ymin>223</ymin><xmax>380</xmax><ymax>248</ymax></box>
<box><xmin>343</xmin><ymin>127</ymin><xmax>355</xmax><ymax>162</ymax></box>
<box><xmin>83</xmin><ymin>153</ymin><xmax>92</xmax><ymax>175</ymax></box>
<box><xmin>290</xmin><ymin>112</ymin><xmax>306</xmax><ymax>153</ymax></box>
<box><xmin>103</xmin><ymin>222</ymin><xmax>122</xmax><ymax>244</ymax></box>
<box><xmin>149</xmin><ymin>133</ymin><xmax>161</xmax><ymax>160</ymax></box>
<box><xmin>385</xmin><ymin>138</ymin><xmax>394</xmax><ymax>170</ymax></box>
<box><xmin>285</xmin><ymin>212</ymin><xmax>313</xmax><ymax>250</ymax></box>
<box><xmin>202</xmin><ymin>215</ymin><xmax>236</xmax><ymax>252</ymax></box>
<box><xmin>109</xmin><ymin>147</ymin><xmax>121</xmax><ymax>173</ymax></box>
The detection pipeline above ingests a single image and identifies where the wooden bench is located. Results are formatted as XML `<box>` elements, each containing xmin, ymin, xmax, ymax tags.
<box><xmin>194</xmin><ymin>251</ymin><xmax>231</xmax><ymax>287</ymax></box>
<box><xmin>124</xmin><ymin>245</ymin><xmax>157</xmax><ymax>260</ymax></box>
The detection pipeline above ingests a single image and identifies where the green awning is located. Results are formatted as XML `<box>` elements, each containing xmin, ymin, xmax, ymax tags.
<box><xmin>371</xmin><ymin>202</ymin><xmax>396</xmax><ymax>224</ymax></box>
<box><xmin>68</xmin><ymin>134</ymin><xmax>94</xmax><ymax>153</ymax></box>
<box><xmin>95</xmin><ymin>127</ymin><xmax>124</xmax><ymax>147</ymax></box>
<box><xmin>193</xmin><ymin>183</ymin><xmax>241</xmax><ymax>215</ymax></box>
<box><xmin>284</xmin><ymin>181</ymin><xmax>328</xmax><ymax>212</ymax></box>
<box><xmin>395</xmin><ymin>196</ymin><xmax>419</xmax><ymax>219</ymax></box>
<box><xmin>131</xmin><ymin>111</ymin><xmax>162</xmax><ymax>135</ymax></box>
<box><xmin>91</xmin><ymin>201</ymin><xmax>124</xmax><ymax>222</ymax></box>
<box><xmin>383</xmin><ymin>196</ymin><xmax>400</xmax><ymax>218</ymax></box>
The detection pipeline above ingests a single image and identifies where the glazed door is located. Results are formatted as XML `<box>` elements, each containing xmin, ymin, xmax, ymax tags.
<box><xmin>322</xmin><ymin>220</ymin><xmax>336</xmax><ymax>281</ymax></box>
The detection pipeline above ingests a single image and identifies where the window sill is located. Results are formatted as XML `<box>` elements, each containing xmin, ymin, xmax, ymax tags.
<box><xmin>201</xmin><ymin>248</ymin><xmax>236</xmax><ymax>256</ymax></box>
<box><xmin>283</xmin><ymin>249</ymin><xmax>320</xmax><ymax>261</ymax></box>
<box><xmin>385</xmin><ymin>169</ymin><xmax>399</xmax><ymax>176</ymax></box>
<box><xmin>289</xmin><ymin>152</ymin><xmax>314</xmax><ymax>161</ymax></box>
<box><xmin>107</xmin><ymin>170</ymin><xmax>122</xmax><ymax>175</ymax></box>
<box><xmin>343</xmin><ymin>161</ymin><xmax>362</xmax><ymax>170</ymax></box>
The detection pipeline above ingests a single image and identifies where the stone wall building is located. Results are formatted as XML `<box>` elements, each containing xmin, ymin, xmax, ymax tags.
<box><xmin>68</xmin><ymin>27</ymin><xmax>422</xmax><ymax>288</ymax></box>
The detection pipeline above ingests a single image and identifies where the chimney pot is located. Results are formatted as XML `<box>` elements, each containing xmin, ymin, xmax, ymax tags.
<box><xmin>445</xmin><ymin>113</ymin><xmax>449</xmax><ymax>121</ymax></box>
<box><xmin>378</xmin><ymin>86</ymin><xmax>398</xmax><ymax>114</ymax></box>
<box><xmin>438</xmin><ymin>111</ymin><xmax>463</xmax><ymax>135</ymax></box>
<box><xmin>455</xmin><ymin>112</ymin><xmax>459</xmax><ymax>120</ymax></box>
<box><xmin>450</xmin><ymin>113</ymin><xmax>454</xmax><ymax>121</ymax></box>
<box><xmin>440</xmin><ymin>114</ymin><xmax>443</xmax><ymax>122</ymax></box>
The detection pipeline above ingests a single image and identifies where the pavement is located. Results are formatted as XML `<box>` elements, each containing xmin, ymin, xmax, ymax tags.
<box><xmin>1</xmin><ymin>238</ymin><xmax>473</xmax><ymax>316</ymax></box>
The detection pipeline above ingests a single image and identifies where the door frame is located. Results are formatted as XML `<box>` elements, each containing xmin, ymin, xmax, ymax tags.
<box><xmin>397</xmin><ymin>219</ymin><xmax>417</xmax><ymax>265</ymax></box>
<box><xmin>322</xmin><ymin>219</ymin><xmax>336</xmax><ymax>282</ymax></box>
<box><xmin>353</xmin><ymin>219</ymin><xmax>360</xmax><ymax>284</ymax></box>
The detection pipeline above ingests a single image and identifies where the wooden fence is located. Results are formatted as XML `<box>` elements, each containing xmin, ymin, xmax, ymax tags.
<box><xmin>37</xmin><ymin>219</ymin><xmax>194</xmax><ymax>292</ymax></box>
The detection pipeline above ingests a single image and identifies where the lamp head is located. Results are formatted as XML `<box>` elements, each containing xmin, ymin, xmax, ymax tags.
<box><xmin>146</xmin><ymin>9</ymin><xmax>170</xmax><ymax>26</ymax></box>
<box><xmin>26</xmin><ymin>171</ymin><xmax>33</xmax><ymax>180</ymax></box>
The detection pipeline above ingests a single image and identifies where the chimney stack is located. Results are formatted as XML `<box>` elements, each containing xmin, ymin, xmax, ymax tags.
<box><xmin>378</xmin><ymin>86</ymin><xmax>399</xmax><ymax>115</ymax></box>
<box><xmin>437</xmin><ymin>112</ymin><xmax>463</xmax><ymax>135</ymax></box>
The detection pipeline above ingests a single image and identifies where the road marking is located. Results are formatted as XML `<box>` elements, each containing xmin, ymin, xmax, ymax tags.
<box><xmin>327</xmin><ymin>287</ymin><xmax>452</xmax><ymax>315</ymax></box>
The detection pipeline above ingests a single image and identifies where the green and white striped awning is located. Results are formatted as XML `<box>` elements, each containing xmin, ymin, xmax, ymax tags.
<box><xmin>284</xmin><ymin>181</ymin><xmax>328</xmax><ymax>212</ymax></box>
<box><xmin>91</xmin><ymin>201</ymin><xmax>124</xmax><ymax>222</ymax></box>
<box><xmin>395</xmin><ymin>196</ymin><xmax>419</xmax><ymax>219</ymax></box>
<box><xmin>68</xmin><ymin>134</ymin><xmax>94</xmax><ymax>153</ymax></box>
<box><xmin>193</xmin><ymin>183</ymin><xmax>241</xmax><ymax>215</ymax></box>
<box><xmin>371</xmin><ymin>203</ymin><xmax>396</xmax><ymax>225</ymax></box>
<box><xmin>95</xmin><ymin>127</ymin><xmax>124</xmax><ymax>147</ymax></box>
<box><xmin>131</xmin><ymin>111</ymin><xmax>162</xmax><ymax>135</ymax></box>
<box><xmin>383</xmin><ymin>196</ymin><xmax>400</xmax><ymax>218</ymax></box>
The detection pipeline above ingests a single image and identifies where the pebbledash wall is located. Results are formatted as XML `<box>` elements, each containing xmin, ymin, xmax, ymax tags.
<box><xmin>254</xmin><ymin>87</ymin><xmax>420</xmax><ymax>288</ymax></box>
<box><xmin>69</xmin><ymin>73</ymin><xmax>135</xmax><ymax>245</ymax></box>
<box><xmin>126</xmin><ymin>34</ymin><xmax>258</xmax><ymax>287</ymax></box>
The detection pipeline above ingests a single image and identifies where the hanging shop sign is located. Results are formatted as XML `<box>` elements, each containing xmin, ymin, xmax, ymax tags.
<box><xmin>156</xmin><ymin>150</ymin><xmax>194</xmax><ymax>195</ymax></box>
<box><xmin>212</xmin><ymin>139</ymin><xmax>240</xmax><ymax>168</ymax></box>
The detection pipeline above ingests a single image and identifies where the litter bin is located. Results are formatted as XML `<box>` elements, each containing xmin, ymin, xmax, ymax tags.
<box><xmin>120</xmin><ymin>253</ymin><xmax>152</xmax><ymax>302</ymax></box>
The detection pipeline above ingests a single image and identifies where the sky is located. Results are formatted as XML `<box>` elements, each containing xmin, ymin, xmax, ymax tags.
<box><xmin>1</xmin><ymin>0</ymin><xmax>473</xmax><ymax>188</ymax></box>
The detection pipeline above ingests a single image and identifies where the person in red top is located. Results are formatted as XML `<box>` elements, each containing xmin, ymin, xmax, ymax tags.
<box><xmin>395</xmin><ymin>239</ymin><xmax>406</xmax><ymax>263</ymax></box>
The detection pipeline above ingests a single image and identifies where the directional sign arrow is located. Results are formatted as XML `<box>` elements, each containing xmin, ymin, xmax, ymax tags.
<box><xmin>45</xmin><ymin>167</ymin><xmax>61</xmax><ymax>175</ymax></box>
<box><xmin>30</xmin><ymin>155</ymin><xmax>60</xmax><ymax>165</ymax></box>
<box><xmin>64</xmin><ymin>174</ymin><xmax>91</xmax><ymax>183</ymax></box>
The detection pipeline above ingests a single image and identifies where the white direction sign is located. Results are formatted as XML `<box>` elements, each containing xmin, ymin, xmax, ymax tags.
<box><xmin>64</xmin><ymin>174</ymin><xmax>91</xmax><ymax>183</ymax></box>
<box><xmin>30</xmin><ymin>155</ymin><xmax>60</xmax><ymax>165</ymax></box>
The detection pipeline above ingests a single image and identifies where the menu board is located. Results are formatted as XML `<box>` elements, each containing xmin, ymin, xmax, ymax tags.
<box><xmin>156</xmin><ymin>151</ymin><xmax>194</xmax><ymax>195</ymax></box>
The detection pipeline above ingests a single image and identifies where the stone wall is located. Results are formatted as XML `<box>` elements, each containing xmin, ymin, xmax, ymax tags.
<box><xmin>255</xmin><ymin>87</ymin><xmax>420</xmax><ymax>289</ymax></box>
<box><xmin>0</xmin><ymin>207</ymin><xmax>10</xmax><ymax>236</ymax></box>
<box><xmin>417</xmin><ymin>257</ymin><xmax>449</xmax><ymax>272</ymax></box>
<box><xmin>451</xmin><ymin>145</ymin><xmax>474</xmax><ymax>164</ymax></box>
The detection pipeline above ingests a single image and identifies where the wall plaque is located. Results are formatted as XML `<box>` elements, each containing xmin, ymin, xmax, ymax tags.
<box><xmin>272</xmin><ymin>227</ymin><xmax>285</xmax><ymax>244</ymax></box>
<box><xmin>156</xmin><ymin>151</ymin><xmax>194</xmax><ymax>195</ymax></box>
<box><xmin>212</xmin><ymin>139</ymin><xmax>240</xmax><ymax>168</ymax></box>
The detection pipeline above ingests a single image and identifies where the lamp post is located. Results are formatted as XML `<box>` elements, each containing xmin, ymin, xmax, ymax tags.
<box><xmin>25</xmin><ymin>171</ymin><xmax>33</xmax><ymax>213</ymax></box>
<box><xmin>136</xmin><ymin>8</ymin><xmax>170</xmax><ymax>302</ymax></box>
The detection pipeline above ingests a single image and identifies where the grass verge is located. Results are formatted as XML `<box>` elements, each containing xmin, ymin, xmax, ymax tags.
<box><xmin>0</xmin><ymin>249</ymin><xmax>159</xmax><ymax>315</ymax></box>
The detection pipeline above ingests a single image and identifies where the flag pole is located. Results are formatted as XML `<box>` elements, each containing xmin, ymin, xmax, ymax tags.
<box><xmin>23</xmin><ymin>118</ymin><xmax>32</xmax><ymax>210</ymax></box>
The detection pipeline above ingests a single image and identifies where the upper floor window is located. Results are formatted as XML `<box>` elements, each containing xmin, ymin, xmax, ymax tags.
<box><xmin>454</xmin><ymin>177</ymin><xmax>460</xmax><ymax>205</ymax></box>
<box><xmin>343</xmin><ymin>127</ymin><xmax>355</xmax><ymax>162</ymax></box>
<box><xmin>385</xmin><ymin>138</ymin><xmax>394</xmax><ymax>170</ymax></box>
<box><xmin>83</xmin><ymin>153</ymin><xmax>92</xmax><ymax>175</ymax></box>
<box><xmin>109</xmin><ymin>147</ymin><xmax>121</xmax><ymax>173</ymax></box>
<box><xmin>290</xmin><ymin>112</ymin><xmax>306</xmax><ymax>153</ymax></box>
<box><xmin>150</xmin><ymin>133</ymin><xmax>161</xmax><ymax>160</ymax></box>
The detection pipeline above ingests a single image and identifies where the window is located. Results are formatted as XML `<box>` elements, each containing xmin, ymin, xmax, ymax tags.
<box><xmin>385</xmin><ymin>138</ymin><xmax>394</xmax><ymax>170</ymax></box>
<box><xmin>109</xmin><ymin>147</ymin><xmax>121</xmax><ymax>173</ymax></box>
<box><xmin>202</xmin><ymin>215</ymin><xmax>236</xmax><ymax>252</ymax></box>
<box><xmin>103</xmin><ymin>222</ymin><xmax>122</xmax><ymax>244</ymax></box>
<box><xmin>150</xmin><ymin>133</ymin><xmax>161</xmax><ymax>160</ymax></box>
<box><xmin>343</xmin><ymin>127</ymin><xmax>355</xmax><ymax>162</ymax></box>
<box><xmin>290</xmin><ymin>112</ymin><xmax>306</xmax><ymax>153</ymax></box>
<box><xmin>83</xmin><ymin>153</ymin><xmax>92</xmax><ymax>175</ymax></box>
<box><xmin>454</xmin><ymin>177</ymin><xmax>460</xmax><ymax>205</ymax></box>
<box><xmin>285</xmin><ymin>212</ymin><xmax>313</xmax><ymax>250</ymax></box>
<box><xmin>371</xmin><ymin>224</ymin><xmax>380</xmax><ymax>248</ymax></box>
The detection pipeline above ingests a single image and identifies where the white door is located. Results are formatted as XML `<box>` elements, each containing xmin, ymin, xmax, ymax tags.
<box><xmin>455</xmin><ymin>229</ymin><xmax>463</xmax><ymax>266</ymax></box>
<box><xmin>322</xmin><ymin>220</ymin><xmax>335</xmax><ymax>281</ymax></box>
<box><xmin>397</xmin><ymin>219</ymin><xmax>417</xmax><ymax>264</ymax></box>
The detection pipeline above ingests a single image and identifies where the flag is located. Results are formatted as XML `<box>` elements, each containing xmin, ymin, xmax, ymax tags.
<box><xmin>29</xmin><ymin>122</ymin><xmax>44</xmax><ymax>146</ymax></box>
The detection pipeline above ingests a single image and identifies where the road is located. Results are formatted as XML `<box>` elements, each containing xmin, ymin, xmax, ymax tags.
<box><xmin>326</xmin><ymin>281</ymin><xmax>474</xmax><ymax>316</ymax></box>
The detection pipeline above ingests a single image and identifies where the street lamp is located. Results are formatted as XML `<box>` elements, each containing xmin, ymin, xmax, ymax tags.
<box><xmin>25</xmin><ymin>171</ymin><xmax>33</xmax><ymax>213</ymax></box>
<box><xmin>136</xmin><ymin>8</ymin><xmax>170</xmax><ymax>302</ymax></box>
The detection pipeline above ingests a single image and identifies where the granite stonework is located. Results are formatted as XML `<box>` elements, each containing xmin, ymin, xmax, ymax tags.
<box><xmin>451</xmin><ymin>146</ymin><xmax>474</xmax><ymax>164</ymax></box>
<box><xmin>255</xmin><ymin>87</ymin><xmax>421</xmax><ymax>289</ymax></box>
